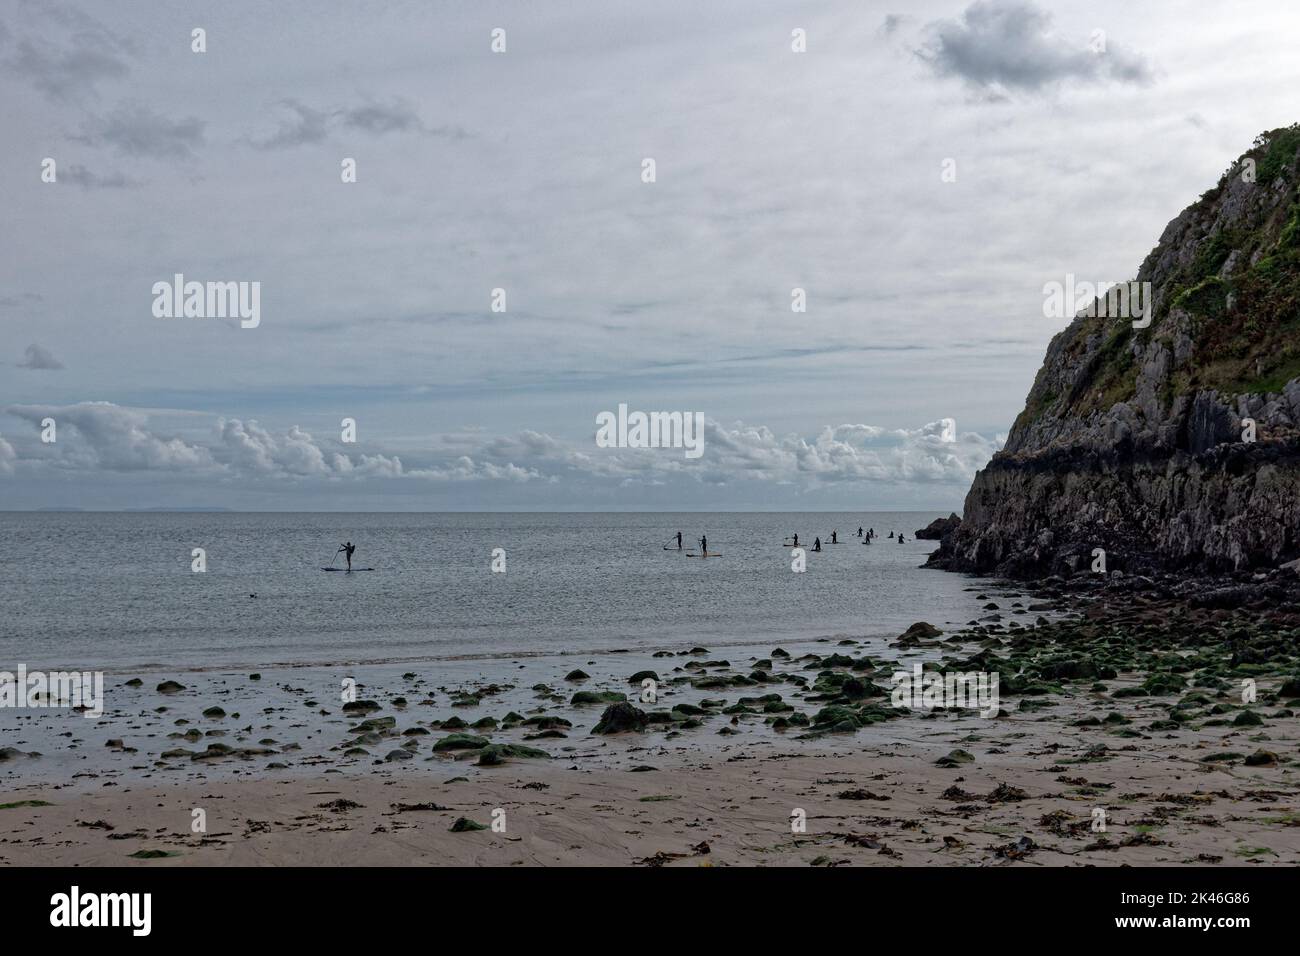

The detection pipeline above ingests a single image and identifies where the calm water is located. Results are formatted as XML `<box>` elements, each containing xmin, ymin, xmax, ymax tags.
<box><xmin>0</xmin><ymin>512</ymin><xmax>993</xmax><ymax>670</ymax></box>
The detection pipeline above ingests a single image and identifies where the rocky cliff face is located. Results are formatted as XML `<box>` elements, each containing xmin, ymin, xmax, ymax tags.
<box><xmin>930</xmin><ymin>126</ymin><xmax>1300</xmax><ymax>578</ymax></box>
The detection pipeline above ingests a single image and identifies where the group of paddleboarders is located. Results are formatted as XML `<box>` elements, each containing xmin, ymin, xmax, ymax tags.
<box><xmin>669</xmin><ymin>531</ymin><xmax>711</xmax><ymax>555</ymax></box>
<box><xmin>662</xmin><ymin>525</ymin><xmax>910</xmax><ymax>558</ymax></box>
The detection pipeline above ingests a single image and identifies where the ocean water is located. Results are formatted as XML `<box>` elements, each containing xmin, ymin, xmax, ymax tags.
<box><xmin>0</xmin><ymin>512</ymin><xmax>997</xmax><ymax>671</ymax></box>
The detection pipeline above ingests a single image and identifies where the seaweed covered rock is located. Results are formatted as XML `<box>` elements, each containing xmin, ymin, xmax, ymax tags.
<box><xmin>591</xmin><ymin>702</ymin><xmax>648</xmax><ymax>734</ymax></box>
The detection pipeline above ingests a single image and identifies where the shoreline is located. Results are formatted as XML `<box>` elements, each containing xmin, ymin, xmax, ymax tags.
<box><xmin>3</xmin><ymin>579</ymin><xmax>1297</xmax><ymax>866</ymax></box>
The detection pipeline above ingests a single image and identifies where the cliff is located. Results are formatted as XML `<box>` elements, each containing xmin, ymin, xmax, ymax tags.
<box><xmin>930</xmin><ymin>125</ymin><xmax>1300</xmax><ymax>577</ymax></box>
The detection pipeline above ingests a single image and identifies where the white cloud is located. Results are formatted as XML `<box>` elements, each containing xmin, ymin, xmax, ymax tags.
<box><xmin>5</xmin><ymin>402</ymin><xmax>213</xmax><ymax>471</ymax></box>
<box><xmin>1</xmin><ymin>403</ymin><xmax>1000</xmax><ymax>491</ymax></box>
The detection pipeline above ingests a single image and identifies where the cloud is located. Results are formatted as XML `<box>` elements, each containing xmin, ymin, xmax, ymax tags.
<box><xmin>338</xmin><ymin>98</ymin><xmax>424</xmax><ymax>134</ymax></box>
<box><xmin>16</xmin><ymin>344</ymin><xmax>64</xmax><ymax>370</ymax></box>
<box><xmin>0</xmin><ymin>403</ymin><xmax>1001</xmax><ymax>492</ymax></box>
<box><xmin>250</xmin><ymin>99</ymin><xmax>331</xmax><ymax>150</ymax></box>
<box><xmin>0</xmin><ymin>6</ymin><xmax>134</xmax><ymax>103</ymax></box>
<box><xmin>0</xmin><ymin>292</ymin><xmax>43</xmax><ymax>309</ymax></box>
<box><xmin>915</xmin><ymin>0</ymin><xmax>1154</xmax><ymax>98</ymax></box>
<box><xmin>77</xmin><ymin>104</ymin><xmax>206</xmax><ymax>160</ymax></box>
<box><xmin>5</xmin><ymin>403</ymin><xmax>213</xmax><ymax>471</ymax></box>
<box><xmin>0</xmin><ymin>434</ymin><xmax>14</xmax><ymax>475</ymax></box>
<box><xmin>881</xmin><ymin>14</ymin><xmax>910</xmax><ymax>37</ymax></box>
<box><xmin>250</xmin><ymin>96</ymin><xmax>458</xmax><ymax>149</ymax></box>
<box><xmin>60</xmin><ymin>163</ymin><xmax>134</xmax><ymax>188</ymax></box>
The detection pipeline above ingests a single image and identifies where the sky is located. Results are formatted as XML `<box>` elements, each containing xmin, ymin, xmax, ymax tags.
<box><xmin>2</xmin><ymin>0</ymin><xmax>1299</xmax><ymax>511</ymax></box>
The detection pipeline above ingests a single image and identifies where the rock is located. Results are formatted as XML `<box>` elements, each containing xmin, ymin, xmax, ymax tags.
<box><xmin>431</xmin><ymin>733</ymin><xmax>490</xmax><ymax>752</ymax></box>
<box><xmin>915</xmin><ymin>513</ymin><xmax>961</xmax><ymax>539</ymax></box>
<box><xmin>341</xmin><ymin>700</ymin><xmax>381</xmax><ymax>714</ymax></box>
<box><xmin>927</xmin><ymin>126</ymin><xmax>1300</xmax><ymax>578</ymax></box>
<box><xmin>627</xmin><ymin>670</ymin><xmax>659</xmax><ymax>684</ymax></box>
<box><xmin>564</xmin><ymin>669</ymin><xmax>589</xmax><ymax>681</ymax></box>
<box><xmin>591</xmin><ymin>702</ymin><xmax>649</xmax><ymax>734</ymax></box>
<box><xmin>571</xmin><ymin>690</ymin><xmax>626</xmax><ymax>706</ymax></box>
<box><xmin>469</xmin><ymin>743</ymin><xmax>549</xmax><ymax>766</ymax></box>
<box><xmin>900</xmin><ymin>622</ymin><xmax>942</xmax><ymax>640</ymax></box>
<box><xmin>156</xmin><ymin>681</ymin><xmax>185</xmax><ymax>694</ymax></box>
<box><xmin>449</xmin><ymin>817</ymin><xmax>487</xmax><ymax>832</ymax></box>
<box><xmin>202</xmin><ymin>706</ymin><xmax>226</xmax><ymax>718</ymax></box>
<box><xmin>1243</xmin><ymin>749</ymin><xmax>1279</xmax><ymax>766</ymax></box>
<box><xmin>935</xmin><ymin>749</ymin><xmax>975</xmax><ymax>768</ymax></box>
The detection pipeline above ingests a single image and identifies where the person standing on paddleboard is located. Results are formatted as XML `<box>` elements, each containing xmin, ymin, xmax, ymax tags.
<box><xmin>341</xmin><ymin>541</ymin><xmax>356</xmax><ymax>571</ymax></box>
<box><xmin>699</xmin><ymin>534</ymin><xmax>707</xmax><ymax>555</ymax></box>
<box><xmin>676</xmin><ymin>531</ymin><xmax>683</xmax><ymax>550</ymax></box>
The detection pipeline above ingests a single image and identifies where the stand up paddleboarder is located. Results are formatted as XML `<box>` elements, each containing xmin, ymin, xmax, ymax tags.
<box><xmin>340</xmin><ymin>541</ymin><xmax>356</xmax><ymax>571</ymax></box>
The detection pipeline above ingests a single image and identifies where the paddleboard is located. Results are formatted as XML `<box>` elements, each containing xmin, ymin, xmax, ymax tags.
<box><xmin>321</xmin><ymin>567</ymin><xmax>376</xmax><ymax>572</ymax></box>
<box><xmin>684</xmin><ymin>551</ymin><xmax>722</xmax><ymax>557</ymax></box>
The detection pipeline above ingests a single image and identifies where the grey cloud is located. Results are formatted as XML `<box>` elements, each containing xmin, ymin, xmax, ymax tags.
<box><xmin>0</xmin><ymin>434</ymin><xmax>14</xmax><ymax>475</ymax></box>
<box><xmin>61</xmin><ymin>163</ymin><xmax>134</xmax><ymax>188</ymax></box>
<box><xmin>17</xmin><ymin>344</ymin><xmax>64</xmax><ymax>370</ymax></box>
<box><xmin>0</xmin><ymin>5</ymin><xmax>134</xmax><ymax>102</ymax></box>
<box><xmin>250</xmin><ymin>99</ymin><xmax>331</xmax><ymax>150</ymax></box>
<box><xmin>0</xmin><ymin>292</ymin><xmax>43</xmax><ymax>308</ymax></box>
<box><xmin>915</xmin><ymin>0</ymin><xmax>1154</xmax><ymax>98</ymax></box>
<box><xmin>881</xmin><ymin>14</ymin><xmax>909</xmax><ymax>37</ymax></box>
<box><xmin>6</xmin><ymin>37</ymin><xmax>128</xmax><ymax>101</ymax></box>
<box><xmin>78</xmin><ymin>104</ymin><xmax>206</xmax><ymax>160</ymax></box>
<box><xmin>338</xmin><ymin>99</ymin><xmax>423</xmax><ymax>134</ymax></box>
<box><xmin>251</xmin><ymin>96</ymin><xmax>458</xmax><ymax>149</ymax></box>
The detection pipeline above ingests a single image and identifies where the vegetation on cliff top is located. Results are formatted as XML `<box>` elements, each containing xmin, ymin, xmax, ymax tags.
<box><xmin>1021</xmin><ymin>125</ymin><xmax>1300</xmax><ymax>430</ymax></box>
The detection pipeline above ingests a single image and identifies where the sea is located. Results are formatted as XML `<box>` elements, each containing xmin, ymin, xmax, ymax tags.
<box><xmin>0</xmin><ymin>511</ymin><xmax>1000</xmax><ymax>672</ymax></box>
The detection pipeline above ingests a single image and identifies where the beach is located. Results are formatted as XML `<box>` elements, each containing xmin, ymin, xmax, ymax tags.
<box><xmin>4</xmin><ymin>578</ymin><xmax>1297</xmax><ymax>867</ymax></box>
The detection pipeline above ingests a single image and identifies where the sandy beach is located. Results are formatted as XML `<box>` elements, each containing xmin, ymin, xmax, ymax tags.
<box><xmin>4</xmin><ymin>583</ymin><xmax>1297</xmax><ymax>867</ymax></box>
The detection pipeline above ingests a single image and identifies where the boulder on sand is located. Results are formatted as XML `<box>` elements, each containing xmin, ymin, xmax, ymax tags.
<box><xmin>592</xmin><ymin>702</ymin><xmax>649</xmax><ymax>734</ymax></box>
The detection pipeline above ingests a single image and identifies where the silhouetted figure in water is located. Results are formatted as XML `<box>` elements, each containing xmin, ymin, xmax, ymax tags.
<box><xmin>341</xmin><ymin>541</ymin><xmax>356</xmax><ymax>571</ymax></box>
<box><xmin>791</xmin><ymin>533</ymin><xmax>799</xmax><ymax>547</ymax></box>
<box><xmin>700</xmin><ymin>534</ymin><xmax>708</xmax><ymax>555</ymax></box>
<box><xmin>897</xmin><ymin>534</ymin><xmax>905</xmax><ymax>544</ymax></box>
<box><xmin>888</xmin><ymin>531</ymin><xmax>894</xmax><ymax>539</ymax></box>
<box><xmin>831</xmin><ymin>530</ymin><xmax>838</xmax><ymax>544</ymax></box>
<box><xmin>676</xmin><ymin>531</ymin><xmax>683</xmax><ymax>550</ymax></box>
<box><xmin>857</xmin><ymin>527</ymin><xmax>863</xmax><ymax>537</ymax></box>
<box><xmin>869</xmin><ymin>527</ymin><xmax>875</xmax><ymax>539</ymax></box>
<box><xmin>813</xmin><ymin>537</ymin><xmax>822</xmax><ymax>552</ymax></box>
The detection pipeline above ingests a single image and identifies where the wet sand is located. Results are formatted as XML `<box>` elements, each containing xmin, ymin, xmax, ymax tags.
<box><xmin>3</xmin><ymin>584</ymin><xmax>1297</xmax><ymax>866</ymax></box>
